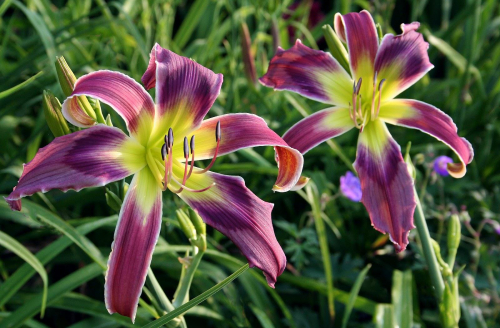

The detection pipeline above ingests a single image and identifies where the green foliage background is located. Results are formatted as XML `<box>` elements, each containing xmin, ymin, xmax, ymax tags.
<box><xmin>0</xmin><ymin>0</ymin><xmax>499</xmax><ymax>327</ymax></box>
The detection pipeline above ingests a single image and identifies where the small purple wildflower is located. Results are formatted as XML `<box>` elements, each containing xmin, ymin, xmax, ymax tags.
<box><xmin>340</xmin><ymin>171</ymin><xmax>362</xmax><ymax>202</ymax></box>
<box><xmin>434</xmin><ymin>156</ymin><xmax>453</xmax><ymax>176</ymax></box>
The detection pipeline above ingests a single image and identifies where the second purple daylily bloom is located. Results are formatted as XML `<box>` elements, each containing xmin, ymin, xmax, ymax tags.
<box><xmin>5</xmin><ymin>44</ymin><xmax>304</xmax><ymax>321</ymax></box>
<box><xmin>260</xmin><ymin>11</ymin><xmax>474</xmax><ymax>252</ymax></box>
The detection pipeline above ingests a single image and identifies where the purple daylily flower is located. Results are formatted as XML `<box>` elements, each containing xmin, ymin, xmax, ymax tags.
<box><xmin>340</xmin><ymin>171</ymin><xmax>362</xmax><ymax>202</ymax></box>
<box><xmin>260</xmin><ymin>10</ymin><xmax>474</xmax><ymax>252</ymax></box>
<box><xmin>5</xmin><ymin>44</ymin><xmax>304</xmax><ymax>322</ymax></box>
<box><xmin>434</xmin><ymin>155</ymin><xmax>454</xmax><ymax>176</ymax></box>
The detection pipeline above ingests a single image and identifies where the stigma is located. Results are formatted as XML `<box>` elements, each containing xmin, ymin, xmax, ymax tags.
<box><xmin>160</xmin><ymin>121</ymin><xmax>221</xmax><ymax>194</ymax></box>
<box><xmin>349</xmin><ymin>73</ymin><xmax>385</xmax><ymax>131</ymax></box>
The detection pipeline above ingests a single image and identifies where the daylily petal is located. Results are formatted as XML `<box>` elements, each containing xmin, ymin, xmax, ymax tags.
<box><xmin>5</xmin><ymin>125</ymin><xmax>145</xmax><ymax>211</ymax></box>
<box><xmin>176</xmin><ymin>170</ymin><xmax>286</xmax><ymax>287</ymax></box>
<box><xmin>62</xmin><ymin>71</ymin><xmax>155</xmax><ymax>145</ymax></box>
<box><xmin>105</xmin><ymin>168</ymin><xmax>162</xmax><ymax>322</ymax></box>
<box><xmin>334</xmin><ymin>10</ymin><xmax>378</xmax><ymax>95</ymax></box>
<box><xmin>378</xmin><ymin>99</ymin><xmax>473</xmax><ymax>178</ymax></box>
<box><xmin>374</xmin><ymin>22</ymin><xmax>434</xmax><ymax>100</ymax></box>
<box><xmin>259</xmin><ymin>40</ymin><xmax>352</xmax><ymax>106</ymax></box>
<box><xmin>171</xmin><ymin>113</ymin><xmax>304</xmax><ymax>192</ymax></box>
<box><xmin>142</xmin><ymin>44</ymin><xmax>223</xmax><ymax>144</ymax></box>
<box><xmin>353</xmin><ymin>119</ymin><xmax>416</xmax><ymax>252</ymax></box>
<box><xmin>283</xmin><ymin>107</ymin><xmax>354</xmax><ymax>154</ymax></box>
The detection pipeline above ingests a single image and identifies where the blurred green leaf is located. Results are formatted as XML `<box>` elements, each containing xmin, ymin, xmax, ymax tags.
<box><xmin>392</xmin><ymin>270</ymin><xmax>413</xmax><ymax>328</ymax></box>
<box><xmin>0</xmin><ymin>230</ymin><xmax>48</xmax><ymax>317</ymax></box>
<box><xmin>341</xmin><ymin>264</ymin><xmax>371</xmax><ymax>328</ymax></box>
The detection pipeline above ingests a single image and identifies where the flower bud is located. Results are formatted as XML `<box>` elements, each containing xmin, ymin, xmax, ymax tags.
<box><xmin>176</xmin><ymin>209</ymin><xmax>196</xmax><ymax>240</ymax></box>
<box><xmin>105</xmin><ymin>187</ymin><xmax>122</xmax><ymax>212</ymax></box>
<box><xmin>322</xmin><ymin>25</ymin><xmax>350</xmax><ymax>72</ymax></box>
<box><xmin>404</xmin><ymin>142</ymin><xmax>416</xmax><ymax>180</ymax></box>
<box><xmin>55</xmin><ymin>56</ymin><xmax>76</xmax><ymax>97</ymax></box>
<box><xmin>240</xmin><ymin>22</ymin><xmax>257</xmax><ymax>86</ymax></box>
<box><xmin>447</xmin><ymin>215</ymin><xmax>461</xmax><ymax>255</ymax></box>
<box><xmin>55</xmin><ymin>56</ymin><xmax>98</xmax><ymax>122</ymax></box>
<box><xmin>188</xmin><ymin>208</ymin><xmax>206</xmax><ymax>236</ymax></box>
<box><xmin>271</xmin><ymin>17</ymin><xmax>281</xmax><ymax>53</ymax></box>
<box><xmin>42</xmin><ymin>90</ymin><xmax>70</xmax><ymax>137</ymax></box>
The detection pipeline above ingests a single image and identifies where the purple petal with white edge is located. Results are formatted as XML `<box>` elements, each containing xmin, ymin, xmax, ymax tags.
<box><xmin>177</xmin><ymin>170</ymin><xmax>286</xmax><ymax>287</ymax></box>
<box><xmin>170</xmin><ymin>113</ymin><xmax>304</xmax><ymax>192</ymax></box>
<box><xmin>142</xmin><ymin>44</ymin><xmax>223</xmax><ymax>142</ymax></box>
<box><xmin>354</xmin><ymin>119</ymin><xmax>416</xmax><ymax>252</ymax></box>
<box><xmin>334</xmin><ymin>10</ymin><xmax>378</xmax><ymax>93</ymax></box>
<box><xmin>283</xmin><ymin>107</ymin><xmax>354</xmax><ymax>154</ymax></box>
<box><xmin>378</xmin><ymin>99</ymin><xmax>474</xmax><ymax>178</ymax></box>
<box><xmin>340</xmin><ymin>171</ymin><xmax>362</xmax><ymax>202</ymax></box>
<box><xmin>105</xmin><ymin>168</ymin><xmax>162</xmax><ymax>322</ymax></box>
<box><xmin>259</xmin><ymin>40</ymin><xmax>352</xmax><ymax>106</ymax></box>
<box><xmin>374</xmin><ymin>22</ymin><xmax>434</xmax><ymax>100</ymax></box>
<box><xmin>141</xmin><ymin>45</ymin><xmax>157</xmax><ymax>90</ymax></box>
<box><xmin>5</xmin><ymin>126</ymin><xmax>145</xmax><ymax>211</ymax></box>
<box><xmin>62</xmin><ymin>71</ymin><xmax>155</xmax><ymax>145</ymax></box>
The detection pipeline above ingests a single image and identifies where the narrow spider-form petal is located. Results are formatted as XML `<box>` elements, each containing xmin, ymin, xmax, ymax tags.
<box><xmin>142</xmin><ymin>44</ymin><xmax>223</xmax><ymax>142</ymax></box>
<box><xmin>290</xmin><ymin>175</ymin><xmax>310</xmax><ymax>191</ymax></box>
<box><xmin>105</xmin><ymin>168</ymin><xmax>162</xmax><ymax>323</ymax></box>
<box><xmin>334</xmin><ymin>10</ymin><xmax>378</xmax><ymax>95</ymax></box>
<box><xmin>259</xmin><ymin>40</ymin><xmax>352</xmax><ymax>106</ymax></box>
<box><xmin>283</xmin><ymin>107</ymin><xmax>354</xmax><ymax>154</ymax></box>
<box><xmin>171</xmin><ymin>114</ymin><xmax>304</xmax><ymax>192</ymax></box>
<box><xmin>5</xmin><ymin>126</ymin><xmax>145</xmax><ymax>211</ymax></box>
<box><xmin>374</xmin><ymin>22</ymin><xmax>434</xmax><ymax>100</ymax></box>
<box><xmin>177</xmin><ymin>170</ymin><xmax>286</xmax><ymax>287</ymax></box>
<box><xmin>353</xmin><ymin>119</ymin><xmax>416</xmax><ymax>252</ymax></box>
<box><xmin>62</xmin><ymin>71</ymin><xmax>155</xmax><ymax>145</ymax></box>
<box><xmin>378</xmin><ymin>99</ymin><xmax>474</xmax><ymax>178</ymax></box>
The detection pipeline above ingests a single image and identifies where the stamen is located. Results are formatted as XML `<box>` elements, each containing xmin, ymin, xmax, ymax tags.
<box><xmin>171</xmin><ymin>139</ymin><xmax>190</xmax><ymax>194</ymax></box>
<box><xmin>187</xmin><ymin>135</ymin><xmax>195</xmax><ymax>179</ymax></box>
<box><xmin>357</xmin><ymin>94</ymin><xmax>363</xmax><ymax>118</ymax></box>
<box><xmin>371</xmin><ymin>72</ymin><xmax>378</xmax><ymax>119</ymax></box>
<box><xmin>161</xmin><ymin>143</ymin><xmax>167</xmax><ymax>161</ymax></box>
<box><xmin>194</xmin><ymin>121</ymin><xmax>221</xmax><ymax>174</ymax></box>
<box><xmin>375</xmin><ymin>79</ymin><xmax>386</xmax><ymax>119</ymax></box>
<box><xmin>170</xmin><ymin>176</ymin><xmax>216</xmax><ymax>194</ymax></box>
<box><xmin>168</xmin><ymin>128</ymin><xmax>174</xmax><ymax>148</ymax></box>
<box><xmin>355</xmin><ymin>77</ymin><xmax>362</xmax><ymax>95</ymax></box>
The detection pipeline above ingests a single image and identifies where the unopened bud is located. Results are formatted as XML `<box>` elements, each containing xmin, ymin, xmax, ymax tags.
<box><xmin>188</xmin><ymin>208</ymin><xmax>206</xmax><ymax>236</ymax></box>
<box><xmin>176</xmin><ymin>209</ymin><xmax>196</xmax><ymax>240</ymax></box>
<box><xmin>105</xmin><ymin>187</ymin><xmax>122</xmax><ymax>212</ymax></box>
<box><xmin>42</xmin><ymin>90</ymin><xmax>70</xmax><ymax>137</ymax></box>
<box><xmin>55</xmin><ymin>56</ymin><xmax>76</xmax><ymax>97</ymax></box>
<box><xmin>447</xmin><ymin>215</ymin><xmax>461</xmax><ymax>254</ymax></box>
<box><xmin>240</xmin><ymin>22</ymin><xmax>257</xmax><ymax>85</ymax></box>
<box><xmin>322</xmin><ymin>25</ymin><xmax>350</xmax><ymax>72</ymax></box>
<box><xmin>105</xmin><ymin>114</ymin><xmax>113</xmax><ymax>126</ymax></box>
<box><xmin>404</xmin><ymin>142</ymin><xmax>416</xmax><ymax>180</ymax></box>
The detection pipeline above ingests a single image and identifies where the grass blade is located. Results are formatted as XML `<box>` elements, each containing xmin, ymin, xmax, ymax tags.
<box><xmin>37</xmin><ymin>213</ymin><xmax>106</xmax><ymax>269</ymax></box>
<box><xmin>341</xmin><ymin>264</ymin><xmax>372</xmax><ymax>328</ymax></box>
<box><xmin>392</xmin><ymin>270</ymin><xmax>413</xmax><ymax>328</ymax></box>
<box><xmin>0</xmin><ymin>231</ymin><xmax>48</xmax><ymax>317</ymax></box>
<box><xmin>142</xmin><ymin>264</ymin><xmax>249</xmax><ymax>328</ymax></box>
<box><xmin>0</xmin><ymin>72</ymin><xmax>44</xmax><ymax>99</ymax></box>
<box><xmin>374</xmin><ymin>304</ymin><xmax>395</xmax><ymax>328</ymax></box>
<box><xmin>173</xmin><ymin>0</ymin><xmax>210</xmax><ymax>49</ymax></box>
<box><xmin>0</xmin><ymin>263</ymin><xmax>102</xmax><ymax>328</ymax></box>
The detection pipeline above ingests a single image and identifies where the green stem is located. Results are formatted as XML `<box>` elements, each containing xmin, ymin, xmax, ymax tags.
<box><xmin>413</xmin><ymin>186</ymin><xmax>445</xmax><ymax>300</ymax></box>
<box><xmin>172</xmin><ymin>249</ymin><xmax>205</xmax><ymax>308</ymax></box>
<box><xmin>147</xmin><ymin>268</ymin><xmax>175</xmax><ymax>312</ymax></box>
<box><xmin>306</xmin><ymin>183</ymin><xmax>335</xmax><ymax>321</ymax></box>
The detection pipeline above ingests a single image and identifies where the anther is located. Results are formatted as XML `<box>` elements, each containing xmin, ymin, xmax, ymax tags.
<box><xmin>161</xmin><ymin>143</ymin><xmax>167</xmax><ymax>161</ymax></box>
<box><xmin>215</xmin><ymin>121</ymin><xmax>221</xmax><ymax>142</ymax></box>
<box><xmin>194</xmin><ymin>122</ymin><xmax>221</xmax><ymax>174</ymax></box>
<box><xmin>355</xmin><ymin>78</ymin><xmax>362</xmax><ymax>94</ymax></box>
<box><xmin>168</xmin><ymin>128</ymin><xmax>174</xmax><ymax>148</ymax></box>
<box><xmin>183</xmin><ymin>137</ymin><xmax>189</xmax><ymax>159</ymax></box>
<box><xmin>190</xmin><ymin>135</ymin><xmax>195</xmax><ymax>154</ymax></box>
